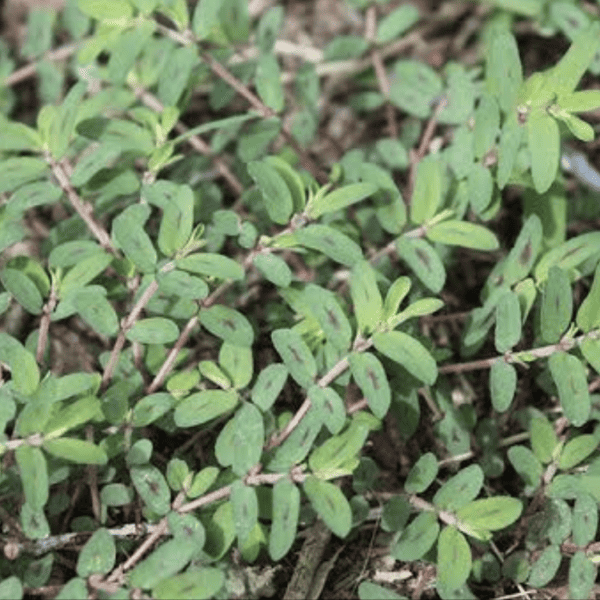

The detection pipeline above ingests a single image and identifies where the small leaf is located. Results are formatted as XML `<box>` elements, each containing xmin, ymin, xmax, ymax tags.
<box><xmin>549</xmin><ymin>352</ymin><xmax>591</xmax><ymax>426</ymax></box>
<box><xmin>187</xmin><ymin>466</ymin><xmax>219</xmax><ymax>499</ymax></box>
<box><xmin>42</xmin><ymin>438</ymin><xmax>107</xmax><ymax>465</ymax></box>
<box><xmin>199</xmin><ymin>306</ymin><xmax>254</xmax><ymax>347</ymax></box>
<box><xmin>269</xmin><ymin>478</ymin><xmax>300</xmax><ymax>560</ymax></box>
<box><xmin>157</xmin><ymin>269</ymin><xmax>209</xmax><ymax>300</ymax></box>
<box><xmin>410</xmin><ymin>155</ymin><xmax>442</xmax><ymax>225</ymax></box>
<box><xmin>569</xmin><ymin>551</ymin><xmax>596</xmax><ymax>600</ymax></box>
<box><xmin>530</xmin><ymin>413</ymin><xmax>559</xmax><ymax>464</ymax></box>
<box><xmin>572</xmin><ymin>493</ymin><xmax>598</xmax><ymax>548</ymax></box>
<box><xmin>0</xmin><ymin>267</ymin><xmax>43</xmax><ymax>315</ymax></box>
<box><xmin>576</xmin><ymin>262</ymin><xmax>600</xmax><ymax>333</ymax></box>
<box><xmin>232</xmin><ymin>404</ymin><xmax>264</xmax><ymax>476</ymax></box>
<box><xmin>373</xmin><ymin>331</ymin><xmax>437</xmax><ymax>385</ymax></box>
<box><xmin>395</xmin><ymin>236</ymin><xmax>445</xmax><ymax>293</ymax></box>
<box><xmin>15</xmin><ymin>446</ymin><xmax>48</xmax><ymax>511</ymax></box>
<box><xmin>130</xmin><ymin>465</ymin><xmax>171</xmax><ymax>516</ymax></box>
<box><xmin>264</xmin><ymin>155</ymin><xmax>305</xmax><ymax>212</ymax></box>
<box><xmin>581</xmin><ymin>337</ymin><xmax>600</xmax><ymax>374</ymax></box>
<box><xmin>490</xmin><ymin>359</ymin><xmax>517</xmax><ymax>413</ymax></box>
<box><xmin>474</xmin><ymin>93</ymin><xmax>500</xmax><ymax>159</ymax></box>
<box><xmin>295</xmin><ymin>224</ymin><xmax>363</xmax><ymax>267</ymax></box>
<box><xmin>376</xmin><ymin>4</ymin><xmax>419</xmax><ymax>44</ymax></box>
<box><xmin>432</xmin><ymin>465</ymin><xmax>483</xmax><ymax>511</ymax></box>
<box><xmin>540</xmin><ymin>267</ymin><xmax>572</xmax><ymax>343</ymax></box>
<box><xmin>251</xmin><ymin>364</ymin><xmax>288</xmax><ymax>411</ymax></box>
<box><xmin>112</xmin><ymin>204</ymin><xmax>157</xmax><ymax>274</ymax></box>
<box><xmin>382</xmin><ymin>276</ymin><xmax>411</xmax><ymax>321</ymax></box>
<box><xmin>528</xmin><ymin>545</ymin><xmax>561</xmax><ymax>588</ymax></box>
<box><xmin>132</xmin><ymin>393</ymin><xmax>174</xmax><ymax>427</ymax></box>
<box><xmin>230</xmin><ymin>480</ymin><xmax>258</xmax><ymax>545</ymax></box>
<box><xmin>255</xmin><ymin>53</ymin><xmax>285</xmax><ymax>112</ymax></box>
<box><xmin>467</xmin><ymin>162</ymin><xmax>494</xmax><ymax>215</ymax></box>
<box><xmin>497</xmin><ymin>114</ymin><xmax>524</xmax><ymax>189</ymax></box>
<box><xmin>152</xmin><ymin>568</ymin><xmax>224</xmax><ymax>600</ymax></box>
<box><xmin>527</xmin><ymin>110</ymin><xmax>560</xmax><ymax>194</ymax></box>
<box><xmin>71</xmin><ymin>144</ymin><xmax>121</xmax><ymax>186</ymax></box>
<box><xmin>558</xmin><ymin>435</ymin><xmax>598</xmax><ymax>471</ymax></box>
<box><xmin>391</xmin><ymin>511</ymin><xmax>440</xmax><ymax>561</ymax></box>
<box><xmin>71</xmin><ymin>287</ymin><xmax>119</xmax><ymax>337</ymax></box>
<box><xmin>0</xmin><ymin>157</ymin><xmax>48</xmax><ymax>194</ymax></box>
<box><xmin>358</xmin><ymin>581</ymin><xmax>407</xmax><ymax>600</ymax></box>
<box><xmin>76</xmin><ymin>528</ymin><xmax>115</xmax><ymax>577</ymax></box>
<box><xmin>303</xmin><ymin>475</ymin><xmax>352</xmax><ymax>538</ymax></box>
<box><xmin>349</xmin><ymin>260</ymin><xmax>383</xmax><ymax>335</ymax></box>
<box><xmin>271</xmin><ymin>328</ymin><xmax>317</xmax><ymax>388</ymax></box>
<box><xmin>177</xmin><ymin>253</ymin><xmax>244</xmax><ymax>280</ymax></box>
<box><xmin>457</xmin><ymin>497</ymin><xmax>522</xmax><ymax>533</ymax></box>
<box><xmin>77</xmin><ymin>0</ymin><xmax>133</xmax><ymax>19</ymax></box>
<box><xmin>486</xmin><ymin>29</ymin><xmax>523</xmax><ymax>113</ymax></box>
<box><xmin>253</xmin><ymin>253</ymin><xmax>292</xmax><ymax>287</ymax></box>
<box><xmin>389</xmin><ymin>60</ymin><xmax>443</xmax><ymax>118</ymax></box>
<box><xmin>175</xmin><ymin>390</ymin><xmax>238</xmax><ymax>427</ymax></box>
<box><xmin>495</xmin><ymin>290</ymin><xmax>521</xmax><ymax>353</ymax></box>
<box><xmin>507</xmin><ymin>445</ymin><xmax>542</xmax><ymax>493</ymax></box>
<box><xmin>426</xmin><ymin>220</ymin><xmax>499</xmax><ymax>251</ymax></box>
<box><xmin>219</xmin><ymin>342</ymin><xmax>252</xmax><ymax>390</ymax></box>
<box><xmin>157</xmin><ymin>184</ymin><xmax>194</xmax><ymax>257</ymax></box>
<box><xmin>308</xmin><ymin>386</ymin><xmax>345</xmax><ymax>435</ymax></box>
<box><xmin>437</xmin><ymin>526</ymin><xmax>472</xmax><ymax>592</ymax></box>
<box><xmin>307</xmin><ymin>182</ymin><xmax>376</xmax><ymax>219</ymax></box>
<box><xmin>404</xmin><ymin>452</ymin><xmax>438</xmax><ymax>494</ymax></box>
<box><xmin>349</xmin><ymin>352</ymin><xmax>391</xmax><ymax>418</ymax></box>
<box><xmin>247</xmin><ymin>159</ymin><xmax>293</xmax><ymax>224</ymax></box>
<box><xmin>559</xmin><ymin>90</ymin><xmax>600</xmax><ymax>113</ymax></box>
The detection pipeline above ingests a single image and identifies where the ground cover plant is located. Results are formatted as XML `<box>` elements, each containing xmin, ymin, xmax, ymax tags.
<box><xmin>2</xmin><ymin>0</ymin><xmax>600</xmax><ymax>598</ymax></box>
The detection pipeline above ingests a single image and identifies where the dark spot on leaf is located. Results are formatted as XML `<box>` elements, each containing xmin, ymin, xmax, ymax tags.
<box><xmin>519</xmin><ymin>241</ymin><xmax>532</xmax><ymax>265</ymax></box>
<box><xmin>149</xmin><ymin>480</ymin><xmax>160</xmax><ymax>495</ymax></box>
<box><xmin>300</xmin><ymin>429</ymin><xmax>310</xmax><ymax>447</ymax></box>
<box><xmin>367</xmin><ymin>369</ymin><xmax>380</xmax><ymax>390</ymax></box>
<box><xmin>223</xmin><ymin>319</ymin><xmax>236</xmax><ymax>330</ymax></box>
<box><xmin>290</xmin><ymin>347</ymin><xmax>302</xmax><ymax>363</ymax></box>
<box><xmin>563</xmin><ymin>245</ymin><xmax>585</xmax><ymax>260</ymax></box>
<box><xmin>326</xmin><ymin>309</ymin><xmax>339</xmax><ymax>330</ymax></box>
<box><xmin>416</xmin><ymin>248</ymin><xmax>430</xmax><ymax>268</ymax></box>
<box><xmin>325</xmin><ymin>401</ymin><xmax>333</xmax><ymax>414</ymax></box>
<box><xmin>323</xmin><ymin>236</ymin><xmax>335</xmax><ymax>247</ymax></box>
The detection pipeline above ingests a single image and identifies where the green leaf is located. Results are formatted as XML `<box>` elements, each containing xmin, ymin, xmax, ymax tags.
<box><xmin>0</xmin><ymin>157</ymin><xmax>48</xmax><ymax>195</ymax></box>
<box><xmin>255</xmin><ymin>53</ymin><xmax>284</xmax><ymax>112</ymax></box>
<box><xmin>495</xmin><ymin>290</ymin><xmax>521</xmax><ymax>353</ymax></box>
<box><xmin>15</xmin><ymin>446</ymin><xmax>48</xmax><ymax>511</ymax></box>
<box><xmin>157</xmin><ymin>184</ymin><xmax>194</xmax><ymax>257</ymax></box>
<box><xmin>560</xmin><ymin>113</ymin><xmax>594</xmax><ymax>142</ymax></box>
<box><xmin>395</xmin><ymin>236</ymin><xmax>445</xmax><ymax>293</ymax></box>
<box><xmin>0</xmin><ymin>267</ymin><xmax>43</xmax><ymax>314</ymax></box>
<box><xmin>349</xmin><ymin>352</ymin><xmax>391</xmax><ymax>418</ymax></box>
<box><xmin>490</xmin><ymin>359</ymin><xmax>517</xmax><ymax>413</ymax></box>
<box><xmin>534</xmin><ymin>231</ymin><xmax>600</xmax><ymax>283</ymax></box>
<box><xmin>248</xmin><ymin>159</ymin><xmax>293</xmax><ymax>224</ymax></box>
<box><xmin>457</xmin><ymin>497</ymin><xmax>522</xmax><ymax>534</ymax></box>
<box><xmin>303</xmin><ymin>284</ymin><xmax>352</xmax><ymax>352</ymax></box>
<box><xmin>153</xmin><ymin>568</ymin><xmax>224</xmax><ymax>600</ymax></box>
<box><xmin>101</xmin><ymin>483</ymin><xmax>133</xmax><ymax>507</ymax></box>
<box><xmin>467</xmin><ymin>162</ymin><xmax>494</xmax><ymax>215</ymax></box>
<box><xmin>548</xmin><ymin>352</ymin><xmax>591</xmax><ymax>426</ymax></box>
<box><xmin>527</xmin><ymin>110</ymin><xmax>560</xmax><ymax>194</ymax></box>
<box><xmin>576</xmin><ymin>262</ymin><xmax>600</xmax><ymax>333</ymax></box>
<box><xmin>426</xmin><ymin>220</ymin><xmax>499</xmax><ymax>251</ymax></box>
<box><xmin>55</xmin><ymin>578</ymin><xmax>87</xmax><ymax>600</ymax></box>
<box><xmin>219</xmin><ymin>342</ymin><xmax>253</xmax><ymax>390</ymax></box>
<box><xmin>230</xmin><ymin>480</ymin><xmax>258</xmax><ymax>545</ymax></box>
<box><xmin>432</xmin><ymin>465</ymin><xmax>483</xmax><ymax>511</ymax></box>
<box><xmin>373</xmin><ymin>331</ymin><xmax>437</xmax><ymax>385</ymax></box>
<box><xmin>404</xmin><ymin>452</ymin><xmax>438</xmax><ymax>494</ymax></box>
<box><xmin>389</xmin><ymin>297</ymin><xmax>443</xmax><ymax>329</ymax></box>
<box><xmin>527</xmin><ymin>545</ymin><xmax>561</xmax><ymax>588</ymax></box>
<box><xmin>507</xmin><ymin>445</ymin><xmax>542</xmax><ymax>493</ymax></box>
<box><xmin>251</xmin><ymin>364</ymin><xmax>288</xmax><ymax>411</ymax></box>
<box><xmin>71</xmin><ymin>144</ymin><xmax>121</xmax><ymax>186</ymax></box>
<box><xmin>376</xmin><ymin>4</ymin><xmax>419</xmax><ymax>44</ymax></box>
<box><xmin>572</xmin><ymin>493</ymin><xmax>598</xmax><ymax>547</ymax></box>
<box><xmin>558</xmin><ymin>435</ymin><xmax>598</xmax><ymax>470</ymax></box>
<box><xmin>76</xmin><ymin>528</ymin><xmax>115</xmax><ymax>577</ymax></box>
<box><xmin>47</xmin><ymin>81</ymin><xmax>87</xmax><ymax>160</ymax></box>
<box><xmin>391</xmin><ymin>511</ymin><xmax>440</xmax><ymax>561</ymax></box>
<box><xmin>130</xmin><ymin>465</ymin><xmax>171</xmax><ymax>516</ymax></box>
<box><xmin>269</xmin><ymin>478</ymin><xmax>300</xmax><ymax>560</ymax></box>
<box><xmin>497</xmin><ymin>114</ymin><xmax>524</xmax><ymax>189</ymax></box>
<box><xmin>486</xmin><ymin>29</ymin><xmax>523</xmax><ymax>113</ymax></box>
<box><xmin>132</xmin><ymin>393</ymin><xmax>174</xmax><ymax>427</ymax></box>
<box><xmin>389</xmin><ymin>60</ymin><xmax>443</xmax><ymax>118</ymax></box>
<box><xmin>349</xmin><ymin>260</ymin><xmax>383</xmax><ymax>335</ymax></box>
<box><xmin>410</xmin><ymin>155</ymin><xmax>443</xmax><ymax>225</ymax></box>
<box><xmin>358</xmin><ymin>582</ymin><xmax>407</xmax><ymax>600</ymax></box>
<box><xmin>541</xmin><ymin>267</ymin><xmax>572</xmax><ymax>343</ymax></box>
<box><xmin>177</xmin><ymin>253</ymin><xmax>244</xmax><ymax>280</ymax></box>
<box><xmin>558</xmin><ymin>90</ymin><xmax>600</xmax><ymax>113</ymax></box>
<box><xmin>547</xmin><ymin>23</ymin><xmax>600</xmax><ymax>96</ymax></box>
<box><xmin>232</xmin><ymin>404</ymin><xmax>264</xmax><ymax>476</ymax></box>
<box><xmin>264</xmin><ymin>155</ymin><xmax>305</xmax><ymax>212</ymax></box>
<box><xmin>174</xmin><ymin>389</ymin><xmax>238</xmax><ymax>427</ymax></box>
<box><xmin>0</xmin><ymin>117</ymin><xmax>42</xmax><ymax>152</ymax></box>
<box><xmin>112</xmin><ymin>204</ymin><xmax>157</xmax><ymax>274</ymax></box>
<box><xmin>382</xmin><ymin>277</ymin><xmax>411</xmax><ymax>321</ymax></box>
<box><xmin>60</xmin><ymin>252</ymin><xmax>113</xmax><ymax>297</ymax></box>
<box><xmin>309</xmin><ymin>385</ymin><xmax>345</xmax><ymax>435</ymax></box>
<box><xmin>271</xmin><ymin>328</ymin><xmax>317</xmax><ymax>388</ymax></box>
<box><xmin>307</xmin><ymin>182</ymin><xmax>376</xmax><ymax>220</ymax></box>
<box><xmin>295</xmin><ymin>224</ymin><xmax>363</xmax><ymax>267</ymax></box>
<box><xmin>43</xmin><ymin>438</ymin><xmax>108</xmax><ymax>465</ymax></box>
<box><xmin>187</xmin><ymin>466</ymin><xmax>219</xmax><ymax>499</ymax></box>
<box><xmin>78</xmin><ymin>0</ymin><xmax>133</xmax><ymax>19</ymax></box>
<box><xmin>437</xmin><ymin>526</ymin><xmax>472</xmax><ymax>592</ymax></box>
<box><xmin>71</xmin><ymin>287</ymin><xmax>119</xmax><ymax>337</ymax></box>
<box><xmin>157</xmin><ymin>269</ymin><xmax>209</xmax><ymax>300</ymax></box>
<box><xmin>253</xmin><ymin>253</ymin><xmax>292</xmax><ymax>287</ymax></box>
<box><xmin>474</xmin><ymin>93</ymin><xmax>500</xmax><ymax>159</ymax></box>
<box><xmin>157</xmin><ymin>45</ymin><xmax>197</xmax><ymax>106</ymax></box>
<box><xmin>126</xmin><ymin>317</ymin><xmax>179</xmax><ymax>344</ymax></box>
<box><xmin>569</xmin><ymin>551</ymin><xmax>596</xmax><ymax>600</ymax></box>
<box><xmin>20</xmin><ymin>503</ymin><xmax>49</xmax><ymax>540</ymax></box>
<box><xmin>0</xmin><ymin>578</ymin><xmax>23</xmax><ymax>600</ymax></box>
<box><xmin>530</xmin><ymin>413</ymin><xmax>559</xmax><ymax>464</ymax></box>
<box><xmin>43</xmin><ymin>395</ymin><xmax>101</xmax><ymax>437</ymax></box>
<box><xmin>199</xmin><ymin>306</ymin><xmax>254</xmax><ymax>347</ymax></box>
<box><xmin>303</xmin><ymin>475</ymin><xmax>352</xmax><ymax>538</ymax></box>
<box><xmin>581</xmin><ymin>337</ymin><xmax>600</xmax><ymax>374</ymax></box>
